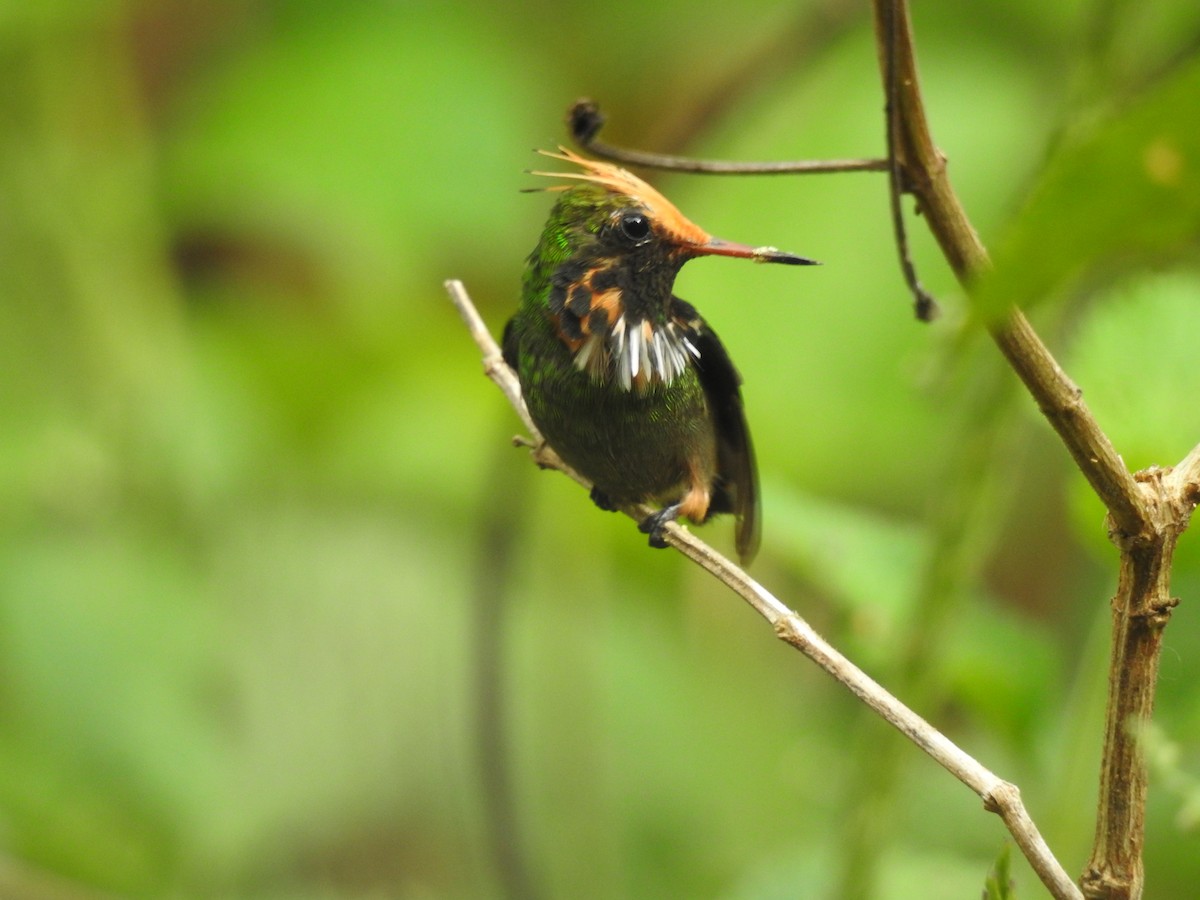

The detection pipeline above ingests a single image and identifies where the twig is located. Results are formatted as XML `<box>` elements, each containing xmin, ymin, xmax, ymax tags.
<box><xmin>445</xmin><ymin>278</ymin><xmax>1083</xmax><ymax>900</ymax></box>
<box><xmin>880</xmin><ymin>0</ymin><xmax>939</xmax><ymax>321</ymax></box>
<box><xmin>568</xmin><ymin>99</ymin><xmax>889</xmax><ymax>175</ymax></box>
<box><xmin>568</xmin><ymin>63</ymin><xmax>940</xmax><ymax>321</ymax></box>
<box><xmin>448</xmin><ymin>280</ymin><xmax>536</xmax><ymax>438</ymax></box>
<box><xmin>1165</xmin><ymin>441</ymin><xmax>1200</xmax><ymax>504</ymax></box>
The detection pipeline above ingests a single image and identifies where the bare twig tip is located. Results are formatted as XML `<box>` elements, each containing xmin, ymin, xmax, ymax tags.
<box><xmin>568</xmin><ymin>98</ymin><xmax>605</xmax><ymax>146</ymax></box>
<box><xmin>914</xmin><ymin>289</ymin><xmax>941</xmax><ymax>322</ymax></box>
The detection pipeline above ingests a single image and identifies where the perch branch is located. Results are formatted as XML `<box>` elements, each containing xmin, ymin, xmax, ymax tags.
<box><xmin>445</xmin><ymin>278</ymin><xmax>1082</xmax><ymax>900</ymax></box>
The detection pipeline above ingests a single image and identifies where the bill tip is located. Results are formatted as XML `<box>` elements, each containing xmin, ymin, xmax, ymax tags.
<box><xmin>753</xmin><ymin>247</ymin><xmax>820</xmax><ymax>265</ymax></box>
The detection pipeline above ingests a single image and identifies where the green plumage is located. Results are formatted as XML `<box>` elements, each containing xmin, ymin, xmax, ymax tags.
<box><xmin>506</xmin><ymin>185</ymin><xmax>716</xmax><ymax>508</ymax></box>
<box><xmin>512</xmin><ymin>311</ymin><xmax>716</xmax><ymax>505</ymax></box>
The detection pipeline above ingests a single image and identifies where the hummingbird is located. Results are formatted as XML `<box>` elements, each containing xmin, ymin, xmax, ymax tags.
<box><xmin>503</xmin><ymin>148</ymin><xmax>814</xmax><ymax>564</ymax></box>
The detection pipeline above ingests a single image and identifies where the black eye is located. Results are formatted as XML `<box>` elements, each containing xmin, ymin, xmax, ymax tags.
<box><xmin>619</xmin><ymin>212</ymin><xmax>651</xmax><ymax>243</ymax></box>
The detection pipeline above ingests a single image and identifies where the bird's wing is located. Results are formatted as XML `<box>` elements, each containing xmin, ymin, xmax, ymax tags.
<box><xmin>501</xmin><ymin>316</ymin><xmax>519</xmax><ymax>371</ymax></box>
<box><xmin>670</xmin><ymin>297</ymin><xmax>761</xmax><ymax>564</ymax></box>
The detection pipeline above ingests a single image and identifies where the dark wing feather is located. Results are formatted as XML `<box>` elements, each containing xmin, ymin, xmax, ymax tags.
<box><xmin>501</xmin><ymin>316</ymin><xmax>519</xmax><ymax>371</ymax></box>
<box><xmin>671</xmin><ymin>297</ymin><xmax>761</xmax><ymax>563</ymax></box>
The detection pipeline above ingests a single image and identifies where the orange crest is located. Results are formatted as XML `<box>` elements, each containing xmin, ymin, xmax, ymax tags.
<box><xmin>529</xmin><ymin>147</ymin><xmax>711</xmax><ymax>247</ymax></box>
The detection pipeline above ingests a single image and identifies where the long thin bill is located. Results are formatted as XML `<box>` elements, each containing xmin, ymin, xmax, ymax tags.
<box><xmin>697</xmin><ymin>238</ymin><xmax>818</xmax><ymax>265</ymax></box>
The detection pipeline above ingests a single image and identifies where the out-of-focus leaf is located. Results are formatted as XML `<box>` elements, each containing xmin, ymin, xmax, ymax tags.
<box><xmin>1067</xmin><ymin>271</ymin><xmax>1200</xmax><ymax>471</ymax></box>
<box><xmin>977</xmin><ymin>57</ymin><xmax>1200</xmax><ymax>316</ymax></box>
<box><xmin>768</xmin><ymin>483</ymin><xmax>925</xmax><ymax>664</ymax></box>
<box><xmin>1064</xmin><ymin>270</ymin><xmax>1200</xmax><ymax>573</ymax></box>
<box><xmin>984</xmin><ymin>842</ymin><xmax>1016</xmax><ymax>900</ymax></box>
<box><xmin>940</xmin><ymin>599</ymin><xmax>1060</xmax><ymax>745</ymax></box>
<box><xmin>0</xmin><ymin>532</ymin><xmax>216</xmax><ymax>894</ymax></box>
<box><xmin>1143</xmin><ymin>721</ymin><xmax>1200</xmax><ymax>831</ymax></box>
<box><xmin>163</xmin><ymin>5</ymin><xmax>548</xmax><ymax>315</ymax></box>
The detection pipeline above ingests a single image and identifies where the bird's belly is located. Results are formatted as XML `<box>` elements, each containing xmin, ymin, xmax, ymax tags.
<box><xmin>526</xmin><ymin>372</ymin><xmax>717</xmax><ymax>505</ymax></box>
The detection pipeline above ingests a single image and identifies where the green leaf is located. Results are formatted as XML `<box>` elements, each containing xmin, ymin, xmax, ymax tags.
<box><xmin>984</xmin><ymin>843</ymin><xmax>1016</xmax><ymax>900</ymax></box>
<box><xmin>1064</xmin><ymin>270</ymin><xmax>1200</xmax><ymax>574</ymax></box>
<box><xmin>977</xmin><ymin>57</ymin><xmax>1200</xmax><ymax>317</ymax></box>
<box><xmin>1066</xmin><ymin>270</ymin><xmax>1200</xmax><ymax>472</ymax></box>
<box><xmin>769</xmin><ymin>487</ymin><xmax>924</xmax><ymax>622</ymax></box>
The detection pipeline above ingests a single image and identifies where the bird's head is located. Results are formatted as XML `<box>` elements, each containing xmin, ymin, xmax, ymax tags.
<box><xmin>525</xmin><ymin>148</ymin><xmax>814</xmax><ymax>389</ymax></box>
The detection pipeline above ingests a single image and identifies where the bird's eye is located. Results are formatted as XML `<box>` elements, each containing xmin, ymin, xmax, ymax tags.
<box><xmin>618</xmin><ymin>212</ymin><xmax>651</xmax><ymax>243</ymax></box>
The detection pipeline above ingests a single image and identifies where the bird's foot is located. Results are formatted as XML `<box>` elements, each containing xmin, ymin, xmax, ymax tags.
<box><xmin>638</xmin><ymin>502</ymin><xmax>682</xmax><ymax>549</ymax></box>
<box><xmin>525</xmin><ymin>439</ymin><xmax>562</xmax><ymax>471</ymax></box>
<box><xmin>589</xmin><ymin>487</ymin><xmax>619</xmax><ymax>512</ymax></box>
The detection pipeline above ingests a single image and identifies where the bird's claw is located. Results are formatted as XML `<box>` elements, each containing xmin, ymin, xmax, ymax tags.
<box><xmin>528</xmin><ymin>440</ymin><xmax>562</xmax><ymax>470</ymax></box>
<box><xmin>638</xmin><ymin>503</ymin><xmax>681</xmax><ymax>549</ymax></box>
<box><xmin>644</xmin><ymin>528</ymin><xmax>670</xmax><ymax>549</ymax></box>
<box><xmin>589</xmin><ymin>486</ymin><xmax>619</xmax><ymax>512</ymax></box>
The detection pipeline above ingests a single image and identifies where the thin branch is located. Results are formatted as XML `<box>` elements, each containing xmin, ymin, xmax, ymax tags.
<box><xmin>447</xmin><ymin>280</ymin><xmax>536</xmax><ymax>437</ymax></box>
<box><xmin>567</xmin><ymin>99</ymin><xmax>889</xmax><ymax>175</ymax></box>
<box><xmin>869</xmin><ymin>0</ymin><xmax>1153</xmax><ymax>542</ymax></box>
<box><xmin>1166</xmin><ymin>441</ymin><xmax>1200</xmax><ymax>506</ymax></box>
<box><xmin>880</xmin><ymin>0</ymin><xmax>939</xmax><ymax>321</ymax></box>
<box><xmin>445</xmin><ymin>278</ymin><xmax>1083</xmax><ymax>900</ymax></box>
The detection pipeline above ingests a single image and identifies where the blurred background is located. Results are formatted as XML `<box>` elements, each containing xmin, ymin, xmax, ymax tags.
<box><xmin>1</xmin><ymin>0</ymin><xmax>1199</xmax><ymax>897</ymax></box>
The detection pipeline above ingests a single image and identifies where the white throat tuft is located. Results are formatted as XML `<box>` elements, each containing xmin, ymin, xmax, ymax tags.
<box><xmin>574</xmin><ymin>313</ymin><xmax>698</xmax><ymax>391</ymax></box>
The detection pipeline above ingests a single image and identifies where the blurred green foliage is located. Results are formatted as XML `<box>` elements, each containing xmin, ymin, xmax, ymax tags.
<box><xmin>0</xmin><ymin>1</ymin><xmax>1198</xmax><ymax>897</ymax></box>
